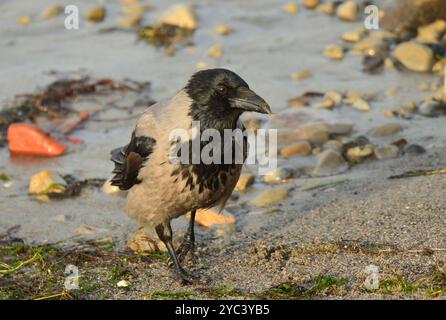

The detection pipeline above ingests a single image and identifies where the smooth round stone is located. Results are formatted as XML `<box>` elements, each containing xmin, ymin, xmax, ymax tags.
<box><xmin>263</xmin><ymin>167</ymin><xmax>294</xmax><ymax>184</ymax></box>
<box><xmin>251</xmin><ymin>188</ymin><xmax>289</xmax><ymax>207</ymax></box>
<box><xmin>346</xmin><ymin>144</ymin><xmax>374</xmax><ymax>162</ymax></box>
<box><xmin>418</xmin><ymin>100</ymin><xmax>446</xmax><ymax>117</ymax></box>
<box><xmin>324</xmin><ymin>45</ymin><xmax>344</xmax><ymax>60</ymax></box>
<box><xmin>394</xmin><ymin>42</ymin><xmax>434</xmax><ymax>72</ymax></box>
<box><xmin>403</xmin><ymin>144</ymin><xmax>426</xmax><ymax>156</ymax></box>
<box><xmin>235</xmin><ymin>174</ymin><xmax>255</xmax><ymax>192</ymax></box>
<box><xmin>336</xmin><ymin>0</ymin><xmax>358</xmax><ymax>21</ymax></box>
<box><xmin>323</xmin><ymin>140</ymin><xmax>343</xmax><ymax>152</ymax></box>
<box><xmin>374</xmin><ymin>145</ymin><xmax>400</xmax><ymax>160</ymax></box>
<box><xmin>280</xmin><ymin>141</ymin><xmax>312</xmax><ymax>157</ymax></box>
<box><xmin>370</xmin><ymin>123</ymin><xmax>403</xmax><ymax>137</ymax></box>
<box><xmin>312</xmin><ymin>150</ymin><xmax>348</xmax><ymax>176</ymax></box>
<box><xmin>303</xmin><ymin>0</ymin><xmax>320</xmax><ymax>10</ymax></box>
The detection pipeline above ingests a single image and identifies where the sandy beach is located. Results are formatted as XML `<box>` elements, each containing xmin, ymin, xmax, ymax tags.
<box><xmin>0</xmin><ymin>0</ymin><xmax>445</xmax><ymax>299</ymax></box>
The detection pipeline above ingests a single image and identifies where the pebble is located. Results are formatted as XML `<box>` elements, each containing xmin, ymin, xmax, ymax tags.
<box><xmin>432</xmin><ymin>58</ymin><xmax>446</xmax><ymax>74</ymax></box>
<box><xmin>313</xmin><ymin>150</ymin><xmax>348</xmax><ymax>176</ymax></box>
<box><xmin>374</xmin><ymin>145</ymin><xmax>400</xmax><ymax>160</ymax></box>
<box><xmin>51</xmin><ymin>214</ymin><xmax>66</xmax><ymax>222</ymax></box>
<box><xmin>418</xmin><ymin>100</ymin><xmax>446</xmax><ymax>117</ymax></box>
<box><xmin>280</xmin><ymin>141</ymin><xmax>312</xmax><ymax>157</ymax></box>
<box><xmin>342</xmin><ymin>30</ymin><xmax>364</xmax><ymax>43</ymax></box>
<box><xmin>301</xmin><ymin>123</ymin><xmax>330</xmax><ymax>145</ymax></box>
<box><xmin>318</xmin><ymin>2</ymin><xmax>334</xmax><ymax>15</ymax></box>
<box><xmin>291</xmin><ymin>70</ymin><xmax>312</xmax><ymax>81</ymax></box>
<box><xmin>336</xmin><ymin>0</ymin><xmax>358</xmax><ymax>21</ymax></box>
<box><xmin>87</xmin><ymin>7</ymin><xmax>106</xmax><ymax>22</ymax></box>
<box><xmin>251</xmin><ymin>188</ymin><xmax>289</xmax><ymax>207</ymax></box>
<box><xmin>323</xmin><ymin>140</ymin><xmax>343</xmax><ymax>152</ymax></box>
<box><xmin>29</xmin><ymin>171</ymin><xmax>66</xmax><ymax>195</ymax></box>
<box><xmin>157</xmin><ymin>4</ymin><xmax>197</xmax><ymax>30</ymax></box>
<box><xmin>370</xmin><ymin>123</ymin><xmax>403</xmax><ymax>137</ymax></box>
<box><xmin>324</xmin><ymin>91</ymin><xmax>343</xmax><ymax>106</ymax></box>
<box><xmin>235</xmin><ymin>174</ymin><xmax>255</xmax><ymax>192</ymax></box>
<box><xmin>416</xmin><ymin>20</ymin><xmax>446</xmax><ymax>44</ymax></box>
<box><xmin>351</xmin><ymin>99</ymin><xmax>371</xmax><ymax>112</ymax></box>
<box><xmin>346</xmin><ymin>144</ymin><xmax>374</xmax><ymax>162</ymax></box>
<box><xmin>403</xmin><ymin>144</ymin><xmax>426</xmax><ymax>156</ymax></box>
<box><xmin>314</xmin><ymin>99</ymin><xmax>335</xmax><ymax>110</ymax></box>
<box><xmin>303</xmin><ymin>0</ymin><xmax>320</xmax><ymax>10</ymax></box>
<box><xmin>102</xmin><ymin>178</ymin><xmax>121</xmax><ymax>194</ymax></box>
<box><xmin>263</xmin><ymin>168</ymin><xmax>294</xmax><ymax>184</ymax></box>
<box><xmin>324</xmin><ymin>45</ymin><xmax>344</xmax><ymax>60</ymax></box>
<box><xmin>207</xmin><ymin>44</ymin><xmax>223</xmax><ymax>58</ymax></box>
<box><xmin>215</xmin><ymin>25</ymin><xmax>233</xmax><ymax>36</ymax></box>
<box><xmin>117</xmin><ymin>280</ymin><xmax>130</xmax><ymax>288</ymax></box>
<box><xmin>351</xmin><ymin>37</ymin><xmax>382</xmax><ymax>54</ymax></box>
<box><xmin>118</xmin><ymin>15</ymin><xmax>142</xmax><ymax>27</ymax></box>
<box><xmin>283</xmin><ymin>3</ymin><xmax>299</xmax><ymax>14</ymax></box>
<box><xmin>394</xmin><ymin>42</ymin><xmax>434</xmax><ymax>72</ymax></box>
<box><xmin>19</xmin><ymin>16</ymin><xmax>31</xmax><ymax>26</ymax></box>
<box><xmin>42</xmin><ymin>5</ymin><xmax>62</xmax><ymax>19</ymax></box>
<box><xmin>127</xmin><ymin>227</ymin><xmax>158</xmax><ymax>254</ymax></box>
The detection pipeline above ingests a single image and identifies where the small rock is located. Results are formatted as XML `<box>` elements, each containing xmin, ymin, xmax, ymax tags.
<box><xmin>327</xmin><ymin>123</ymin><xmax>354</xmax><ymax>135</ymax></box>
<box><xmin>87</xmin><ymin>7</ymin><xmax>106</xmax><ymax>22</ymax></box>
<box><xmin>42</xmin><ymin>5</ymin><xmax>62</xmax><ymax>19</ymax></box>
<box><xmin>313</xmin><ymin>150</ymin><xmax>348</xmax><ymax>176</ymax></box>
<box><xmin>29</xmin><ymin>171</ymin><xmax>66</xmax><ymax>195</ymax></box>
<box><xmin>19</xmin><ymin>16</ymin><xmax>31</xmax><ymax>26</ymax></box>
<box><xmin>416</xmin><ymin>20</ymin><xmax>446</xmax><ymax>44</ymax></box>
<box><xmin>342</xmin><ymin>29</ymin><xmax>365</xmax><ymax>43</ymax></box>
<box><xmin>102</xmin><ymin>178</ymin><xmax>121</xmax><ymax>194</ymax></box>
<box><xmin>418</xmin><ymin>100</ymin><xmax>446</xmax><ymax>117</ymax></box>
<box><xmin>318</xmin><ymin>2</ymin><xmax>334</xmax><ymax>15</ymax></box>
<box><xmin>157</xmin><ymin>4</ymin><xmax>197</xmax><ymax>30</ymax></box>
<box><xmin>251</xmin><ymin>188</ymin><xmax>288</xmax><ymax>207</ymax></box>
<box><xmin>403</xmin><ymin>144</ymin><xmax>426</xmax><ymax>156</ymax></box>
<box><xmin>351</xmin><ymin>37</ymin><xmax>383</xmax><ymax>54</ymax></box>
<box><xmin>291</xmin><ymin>70</ymin><xmax>312</xmax><ymax>81</ymax></box>
<box><xmin>118</xmin><ymin>15</ymin><xmax>142</xmax><ymax>27</ymax></box>
<box><xmin>207</xmin><ymin>44</ymin><xmax>223</xmax><ymax>58</ymax></box>
<box><xmin>336</xmin><ymin>0</ymin><xmax>358</xmax><ymax>21</ymax></box>
<box><xmin>215</xmin><ymin>25</ymin><xmax>233</xmax><ymax>36</ymax></box>
<box><xmin>323</xmin><ymin>140</ymin><xmax>343</xmax><ymax>152</ymax></box>
<box><xmin>301</xmin><ymin>124</ymin><xmax>330</xmax><ymax>145</ymax></box>
<box><xmin>283</xmin><ymin>3</ymin><xmax>299</xmax><ymax>14</ymax></box>
<box><xmin>370</xmin><ymin>123</ymin><xmax>403</xmax><ymax>137</ymax></box>
<box><xmin>374</xmin><ymin>145</ymin><xmax>400</xmax><ymax>160</ymax></box>
<box><xmin>324</xmin><ymin>45</ymin><xmax>344</xmax><ymax>60</ymax></box>
<box><xmin>391</xmin><ymin>138</ymin><xmax>408</xmax><ymax>149</ymax></box>
<box><xmin>346</xmin><ymin>144</ymin><xmax>374</xmax><ymax>162</ymax></box>
<box><xmin>280</xmin><ymin>141</ymin><xmax>312</xmax><ymax>157</ymax></box>
<box><xmin>196</xmin><ymin>62</ymin><xmax>208</xmax><ymax>70</ymax></box>
<box><xmin>351</xmin><ymin>99</ymin><xmax>371</xmax><ymax>112</ymax></box>
<box><xmin>117</xmin><ymin>280</ymin><xmax>130</xmax><ymax>288</ymax></box>
<box><xmin>263</xmin><ymin>168</ymin><xmax>294</xmax><ymax>184</ymax></box>
<box><xmin>394</xmin><ymin>42</ymin><xmax>434</xmax><ymax>72</ymax></box>
<box><xmin>127</xmin><ymin>227</ymin><xmax>159</xmax><ymax>254</ymax></box>
<box><xmin>324</xmin><ymin>91</ymin><xmax>343</xmax><ymax>106</ymax></box>
<box><xmin>432</xmin><ymin>58</ymin><xmax>446</xmax><ymax>74</ymax></box>
<box><xmin>236</xmin><ymin>174</ymin><xmax>255</xmax><ymax>192</ymax></box>
<box><xmin>303</xmin><ymin>0</ymin><xmax>320</xmax><ymax>10</ymax></box>
<box><xmin>314</xmin><ymin>99</ymin><xmax>335</xmax><ymax>110</ymax></box>
<box><xmin>51</xmin><ymin>214</ymin><xmax>66</xmax><ymax>222</ymax></box>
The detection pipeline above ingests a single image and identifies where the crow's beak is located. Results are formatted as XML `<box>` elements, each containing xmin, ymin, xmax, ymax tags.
<box><xmin>229</xmin><ymin>87</ymin><xmax>272</xmax><ymax>114</ymax></box>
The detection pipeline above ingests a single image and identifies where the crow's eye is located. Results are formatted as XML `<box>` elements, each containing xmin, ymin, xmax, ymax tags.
<box><xmin>216</xmin><ymin>85</ymin><xmax>228</xmax><ymax>96</ymax></box>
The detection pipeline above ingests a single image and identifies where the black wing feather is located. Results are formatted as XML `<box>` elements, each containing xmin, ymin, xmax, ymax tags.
<box><xmin>110</xmin><ymin>131</ymin><xmax>156</xmax><ymax>190</ymax></box>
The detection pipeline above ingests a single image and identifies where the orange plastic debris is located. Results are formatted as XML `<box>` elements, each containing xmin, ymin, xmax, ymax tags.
<box><xmin>195</xmin><ymin>209</ymin><xmax>236</xmax><ymax>227</ymax></box>
<box><xmin>7</xmin><ymin>123</ymin><xmax>67</xmax><ymax>157</ymax></box>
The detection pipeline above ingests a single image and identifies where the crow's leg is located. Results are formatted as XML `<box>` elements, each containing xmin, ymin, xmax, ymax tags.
<box><xmin>177</xmin><ymin>210</ymin><xmax>197</xmax><ymax>263</ymax></box>
<box><xmin>155</xmin><ymin>222</ymin><xmax>196</xmax><ymax>284</ymax></box>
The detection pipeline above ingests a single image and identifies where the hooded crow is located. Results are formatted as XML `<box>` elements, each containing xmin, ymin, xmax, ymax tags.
<box><xmin>111</xmin><ymin>69</ymin><xmax>271</xmax><ymax>282</ymax></box>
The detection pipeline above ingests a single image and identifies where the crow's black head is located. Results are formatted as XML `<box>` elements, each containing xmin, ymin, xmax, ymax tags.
<box><xmin>185</xmin><ymin>69</ymin><xmax>271</xmax><ymax>129</ymax></box>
